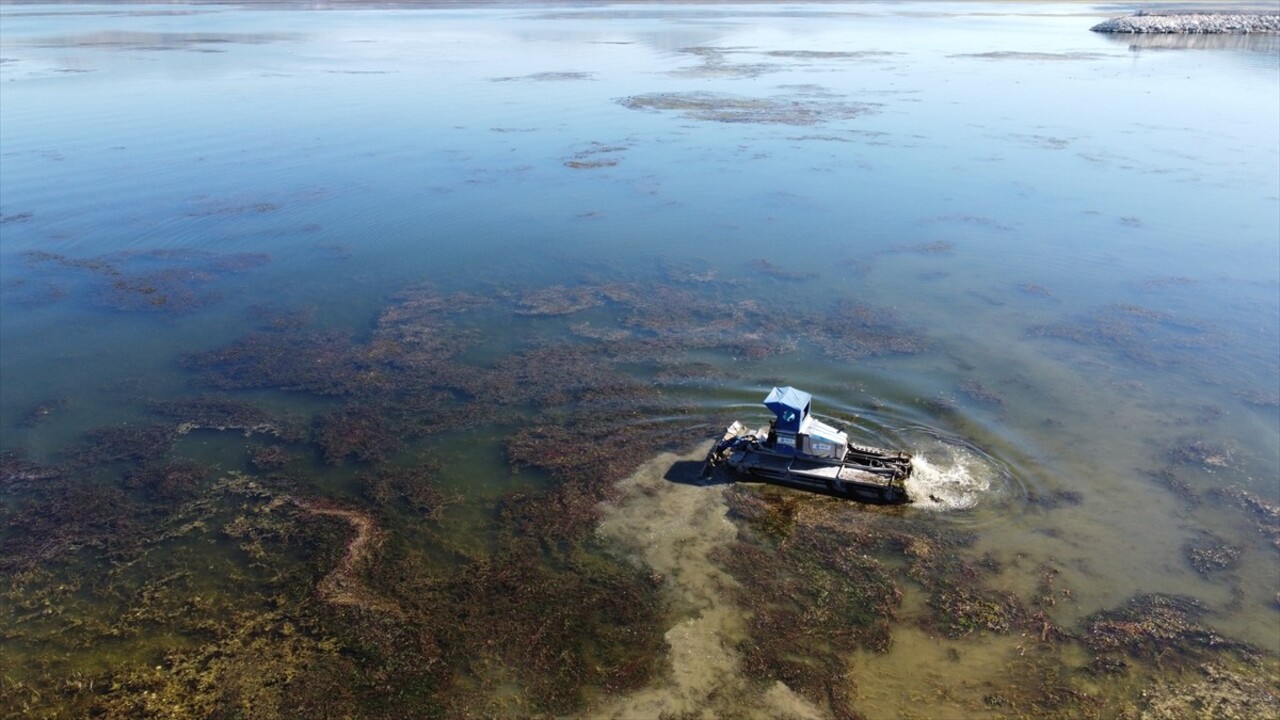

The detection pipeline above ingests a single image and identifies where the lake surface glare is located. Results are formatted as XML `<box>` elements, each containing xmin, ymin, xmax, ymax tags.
<box><xmin>1</xmin><ymin>2</ymin><xmax>1278</xmax><ymax>718</ymax></box>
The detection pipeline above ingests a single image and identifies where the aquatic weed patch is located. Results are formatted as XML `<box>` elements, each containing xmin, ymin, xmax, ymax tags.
<box><xmin>1030</xmin><ymin>303</ymin><xmax>1222</xmax><ymax>368</ymax></box>
<box><xmin>152</xmin><ymin>394</ymin><xmax>308</xmax><ymax>443</ymax></box>
<box><xmin>183</xmin><ymin>329</ymin><xmax>391</xmax><ymax>396</ymax></box>
<box><xmin>712</xmin><ymin>488</ymin><xmax>899</xmax><ymax>717</ymax></box>
<box><xmin>18</xmin><ymin>249</ymin><xmax>268</xmax><ymax>314</ymax></box>
<box><xmin>313</xmin><ymin>404</ymin><xmax>404</xmax><ymax>465</ymax></box>
<box><xmin>64</xmin><ymin>422</ymin><xmax>177</xmax><ymax>469</ymax></box>
<box><xmin>0</xmin><ymin>457</ymin><xmax>141</xmax><ymax>573</ymax></box>
<box><xmin>1182</xmin><ymin>533</ymin><xmax>1243</xmax><ymax>576</ymax></box>
<box><xmin>1210</xmin><ymin>485</ymin><xmax>1280</xmax><ymax>550</ymax></box>
<box><xmin>714</xmin><ymin>487</ymin><xmax>1060</xmax><ymax>711</ymax></box>
<box><xmin>1138</xmin><ymin>663</ymin><xmax>1280</xmax><ymax>720</ymax></box>
<box><xmin>1</xmin><ymin>272</ymin><xmax>936</xmax><ymax>716</ymax></box>
<box><xmin>1081</xmin><ymin>593</ymin><xmax>1251</xmax><ymax>665</ymax></box>
<box><xmin>123</xmin><ymin>459</ymin><xmax>211</xmax><ymax>501</ymax></box>
<box><xmin>619</xmin><ymin>91</ymin><xmax>880</xmax><ymax>125</ymax></box>
<box><xmin>359</xmin><ymin>460</ymin><xmax>455</xmax><ymax>519</ymax></box>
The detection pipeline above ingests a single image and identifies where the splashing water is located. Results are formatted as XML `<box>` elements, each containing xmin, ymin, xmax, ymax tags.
<box><xmin>905</xmin><ymin>443</ymin><xmax>994</xmax><ymax>511</ymax></box>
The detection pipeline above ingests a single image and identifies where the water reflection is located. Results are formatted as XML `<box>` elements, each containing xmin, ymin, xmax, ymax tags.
<box><xmin>1099</xmin><ymin>30</ymin><xmax>1280</xmax><ymax>65</ymax></box>
<box><xmin>22</xmin><ymin>30</ymin><xmax>301</xmax><ymax>50</ymax></box>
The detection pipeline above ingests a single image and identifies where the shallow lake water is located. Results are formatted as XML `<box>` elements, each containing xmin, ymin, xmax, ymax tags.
<box><xmin>1</xmin><ymin>2</ymin><xmax>1278</xmax><ymax>718</ymax></box>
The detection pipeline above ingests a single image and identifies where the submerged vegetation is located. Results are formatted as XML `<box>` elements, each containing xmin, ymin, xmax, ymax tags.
<box><xmin>1</xmin><ymin>257</ymin><xmax>1275</xmax><ymax>718</ymax></box>
<box><xmin>0</xmin><ymin>271</ymin><xmax>932</xmax><ymax>717</ymax></box>
<box><xmin>618</xmin><ymin>90</ymin><xmax>880</xmax><ymax>125</ymax></box>
<box><xmin>2</xmin><ymin>1</ymin><xmax>1277</xmax><ymax>716</ymax></box>
<box><xmin>17</xmin><ymin>249</ymin><xmax>268</xmax><ymax>314</ymax></box>
<box><xmin>3</xmin><ymin>262</ymin><xmax>1278</xmax><ymax>717</ymax></box>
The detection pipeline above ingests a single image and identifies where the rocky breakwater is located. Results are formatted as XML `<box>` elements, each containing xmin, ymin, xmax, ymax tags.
<box><xmin>1092</xmin><ymin>13</ymin><xmax>1280</xmax><ymax>33</ymax></box>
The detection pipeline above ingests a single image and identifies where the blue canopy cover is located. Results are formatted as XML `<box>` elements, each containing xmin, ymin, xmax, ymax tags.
<box><xmin>763</xmin><ymin>386</ymin><xmax>811</xmax><ymax>433</ymax></box>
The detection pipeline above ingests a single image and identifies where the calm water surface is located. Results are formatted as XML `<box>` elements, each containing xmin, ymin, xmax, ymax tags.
<box><xmin>1</xmin><ymin>2</ymin><xmax>1277</xmax><ymax>718</ymax></box>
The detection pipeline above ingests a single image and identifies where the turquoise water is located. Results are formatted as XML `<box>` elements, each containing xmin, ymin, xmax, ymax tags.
<box><xmin>1</xmin><ymin>2</ymin><xmax>1278</xmax><ymax>717</ymax></box>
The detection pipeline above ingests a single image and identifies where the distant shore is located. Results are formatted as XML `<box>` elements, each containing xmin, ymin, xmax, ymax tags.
<box><xmin>2</xmin><ymin>0</ymin><xmax>1278</xmax><ymax>11</ymax></box>
<box><xmin>1093</xmin><ymin>13</ymin><xmax>1279</xmax><ymax>33</ymax></box>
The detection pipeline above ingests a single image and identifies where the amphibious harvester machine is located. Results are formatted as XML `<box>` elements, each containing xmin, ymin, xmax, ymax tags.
<box><xmin>702</xmin><ymin>386</ymin><xmax>913</xmax><ymax>503</ymax></box>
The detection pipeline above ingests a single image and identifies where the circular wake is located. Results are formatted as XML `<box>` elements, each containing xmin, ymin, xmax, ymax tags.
<box><xmin>907</xmin><ymin>445</ymin><xmax>991</xmax><ymax>511</ymax></box>
<box><xmin>899</xmin><ymin>429</ymin><xmax>1012</xmax><ymax>512</ymax></box>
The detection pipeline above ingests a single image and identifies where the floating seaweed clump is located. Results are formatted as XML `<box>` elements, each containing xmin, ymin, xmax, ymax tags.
<box><xmin>369</xmin><ymin>285</ymin><xmax>487</xmax><ymax>368</ymax></box>
<box><xmin>153</xmin><ymin>394</ymin><xmax>306</xmax><ymax>441</ymax></box>
<box><xmin>506</xmin><ymin>281</ymin><xmax>638</xmax><ymax>317</ymax></box>
<box><xmin>183</xmin><ymin>329</ymin><xmax>388</xmax><ymax>397</ymax></box>
<box><xmin>892</xmin><ymin>239</ymin><xmax>954</xmax><ymax>254</ymax></box>
<box><xmin>186</xmin><ymin>284</ymin><xmax>479</xmax><ymax>405</ymax></box>
<box><xmin>712</xmin><ymin>489</ymin><xmax>898</xmax><ymax>718</ymax></box>
<box><xmin>1081</xmin><ymin>593</ymin><xmax>1252</xmax><ymax>666</ymax></box>
<box><xmin>500</xmin><ymin>390</ymin><xmax>699</xmax><ymax>561</ymax></box>
<box><xmin>1145</xmin><ymin>467</ymin><xmax>1203</xmax><ymax>507</ymax></box>
<box><xmin>63</xmin><ymin>422</ymin><xmax>177</xmax><ymax>469</ymax></box>
<box><xmin>1024</xmin><ymin>488</ymin><xmax>1084</xmax><ymax>510</ymax></box>
<box><xmin>124</xmin><ymin>458</ymin><xmax>211</xmax><ymax>501</ymax></box>
<box><xmin>100</xmin><ymin>267</ymin><xmax>222</xmax><ymax>311</ymax></box>
<box><xmin>18</xmin><ymin>396</ymin><xmax>67</xmax><ymax>427</ymax></box>
<box><xmin>1</xmin><ymin>605</ymin><xmax>352</xmax><ymax>719</ymax></box>
<box><xmin>1169</xmin><ymin>437</ymin><xmax>1237</xmax><ymax>470</ymax></box>
<box><xmin>0</xmin><ymin>473</ymin><xmax>139</xmax><ymax>573</ymax></box>
<box><xmin>618</xmin><ymin>91</ymin><xmax>880</xmax><ymax>125</ymax></box>
<box><xmin>711</xmin><ymin>486</ymin><xmax>1052</xmax><ymax>717</ymax></box>
<box><xmin>1210</xmin><ymin>485</ymin><xmax>1280</xmax><ymax>550</ymax></box>
<box><xmin>313</xmin><ymin>404</ymin><xmax>404</xmax><ymax>465</ymax></box>
<box><xmin>1183</xmin><ymin>533</ymin><xmax>1243</xmax><ymax>576</ymax></box>
<box><xmin>511</xmin><ymin>383</ymin><xmax>692</xmax><ymax>471</ymax></box>
<box><xmin>1</xmin><ymin>470</ymin><xmax>429</xmax><ymax>718</ymax></box>
<box><xmin>1030</xmin><ymin>303</ymin><xmax>1219</xmax><ymax>367</ymax></box>
<box><xmin>496</xmin><ymin>278</ymin><xmax>928</xmax><ymax>366</ymax></box>
<box><xmin>1236</xmin><ymin>387</ymin><xmax>1280</xmax><ymax>407</ymax></box>
<box><xmin>360</xmin><ymin>460</ymin><xmax>454</xmax><ymax>518</ymax></box>
<box><xmin>667</xmin><ymin>46</ymin><xmax>783</xmax><ymax>79</ymax></box>
<box><xmin>563</xmin><ymin>142</ymin><xmax>627</xmax><ymax>169</ymax></box>
<box><xmin>1138</xmin><ymin>663</ymin><xmax>1280</xmax><ymax>720</ymax></box>
<box><xmin>959</xmin><ymin>379</ymin><xmax>1004</xmax><ymax>405</ymax></box>
<box><xmin>21</xmin><ymin>248</ymin><xmax>268</xmax><ymax>314</ymax></box>
<box><xmin>251</xmin><ymin>444</ymin><xmax>294</xmax><ymax>470</ymax></box>
<box><xmin>435</xmin><ymin>552</ymin><xmax>666</xmax><ymax>714</ymax></box>
<box><xmin>711</xmin><ymin>485</ymin><xmax>1074</xmax><ymax>716</ymax></box>
<box><xmin>505</xmin><ymin>347</ymin><xmax>659</xmax><ymax>408</ymax></box>
<box><xmin>926</xmin><ymin>584</ymin><xmax>1030</xmax><ymax>638</ymax></box>
<box><xmin>491</xmin><ymin>71</ymin><xmax>593</xmax><ymax>82</ymax></box>
<box><xmin>807</xmin><ymin>300</ymin><xmax>929</xmax><ymax>360</ymax></box>
<box><xmin>751</xmin><ymin>258</ymin><xmax>817</xmax><ymax>281</ymax></box>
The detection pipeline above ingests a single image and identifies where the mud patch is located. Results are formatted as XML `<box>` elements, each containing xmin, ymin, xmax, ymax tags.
<box><xmin>590</xmin><ymin>449</ymin><xmax>825</xmax><ymax>719</ymax></box>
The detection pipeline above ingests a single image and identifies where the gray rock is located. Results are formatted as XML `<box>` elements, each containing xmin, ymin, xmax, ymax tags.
<box><xmin>1092</xmin><ymin>13</ymin><xmax>1280</xmax><ymax>33</ymax></box>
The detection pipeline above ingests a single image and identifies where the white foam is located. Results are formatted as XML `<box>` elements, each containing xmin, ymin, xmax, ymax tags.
<box><xmin>905</xmin><ymin>446</ymin><xmax>992</xmax><ymax>511</ymax></box>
